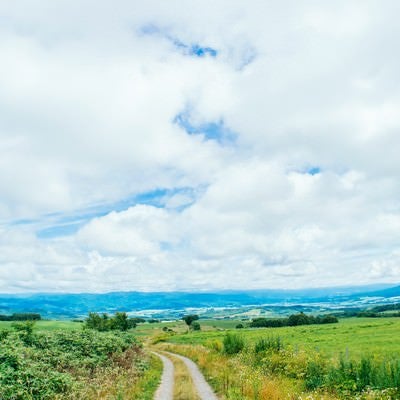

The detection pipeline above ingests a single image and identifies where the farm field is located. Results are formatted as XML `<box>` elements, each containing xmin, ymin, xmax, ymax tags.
<box><xmin>0</xmin><ymin>319</ymin><xmax>81</xmax><ymax>332</ymax></box>
<box><xmin>166</xmin><ymin>317</ymin><xmax>400</xmax><ymax>360</ymax></box>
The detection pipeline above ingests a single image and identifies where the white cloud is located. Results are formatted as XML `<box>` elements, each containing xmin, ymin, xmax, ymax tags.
<box><xmin>0</xmin><ymin>1</ymin><xmax>400</xmax><ymax>292</ymax></box>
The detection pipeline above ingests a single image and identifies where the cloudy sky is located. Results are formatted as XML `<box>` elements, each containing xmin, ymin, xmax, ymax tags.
<box><xmin>0</xmin><ymin>1</ymin><xmax>399</xmax><ymax>293</ymax></box>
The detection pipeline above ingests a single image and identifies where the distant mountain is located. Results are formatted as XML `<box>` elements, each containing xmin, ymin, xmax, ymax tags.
<box><xmin>0</xmin><ymin>283</ymin><xmax>398</xmax><ymax>320</ymax></box>
<box><xmin>359</xmin><ymin>285</ymin><xmax>400</xmax><ymax>298</ymax></box>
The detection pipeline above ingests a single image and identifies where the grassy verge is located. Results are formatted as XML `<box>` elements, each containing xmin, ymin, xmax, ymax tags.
<box><xmin>158</xmin><ymin>342</ymin><xmax>303</xmax><ymax>400</ymax></box>
<box><xmin>0</xmin><ymin>323</ymin><xmax>158</xmax><ymax>399</ymax></box>
<box><xmin>131</xmin><ymin>353</ymin><xmax>163</xmax><ymax>400</ymax></box>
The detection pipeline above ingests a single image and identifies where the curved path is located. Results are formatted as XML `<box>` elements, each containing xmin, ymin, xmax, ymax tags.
<box><xmin>152</xmin><ymin>352</ymin><xmax>174</xmax><ymax>400</ymax></box>
<box><xmin>163</xmin><ymin>351</ymin><xmax>218</xmax><ymax>400</ymax></box>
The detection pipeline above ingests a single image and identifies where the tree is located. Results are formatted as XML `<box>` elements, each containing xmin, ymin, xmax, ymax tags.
<box><xmin>191</xmin><ymin>321</ymin><xmax>201</xmax><ymax>331</ymax></box>
<box><xmin>84</xmin><ymin>312</ymin><xmax>133</xmax><ymax>331</ymax></box>
<box><xmin>182</xmin><ymin>314</ymin><xmax>199</xmax><ymax>327</ymax></box>
<box><xmin>112</xmin><ymin>312</ymin><xmax>129</xmax><ymax>331</ymax></box>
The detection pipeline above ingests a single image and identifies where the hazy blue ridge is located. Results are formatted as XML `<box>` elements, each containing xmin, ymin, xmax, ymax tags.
<box><xmin>0</xmin><ymin>283</ymin><xmax>398</xmax><ymax>320</ymax></box>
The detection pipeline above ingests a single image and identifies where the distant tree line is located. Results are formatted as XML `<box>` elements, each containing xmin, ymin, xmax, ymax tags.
<box><xmin>84</xmin><ymin>312</ymin><xmax>139</xmax><ymax>331</ymax></box>
<box><xmin>0</xmin><ymin>313</ymin><xmax>41</xmax><ymax>321</ymax></box>
<box><xmin>331</xmin><ymin>303</ymin><xmax>400</xmax><ymax>319</ymax></box>
<box><xmin>249</xmin><ymin>312</ymin><xmax>338</xmax><ymax>328</ymax></box>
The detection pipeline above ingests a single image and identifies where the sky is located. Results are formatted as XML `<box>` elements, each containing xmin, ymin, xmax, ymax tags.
<box><xmin>0</xmin><ymin>1</ymin><xmax>400</xmax><ymax>293</ymax></box>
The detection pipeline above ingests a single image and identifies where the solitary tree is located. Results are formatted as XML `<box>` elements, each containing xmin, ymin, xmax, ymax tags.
<box><xmin>182</xmin><ymin>314</ymin><xmax>199</xmax><ymax>328</ymax></box>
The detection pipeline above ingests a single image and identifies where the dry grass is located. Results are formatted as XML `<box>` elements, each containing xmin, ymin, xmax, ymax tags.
<box><xmin>70</xmin><ymin>348</ymin><xmax>161</xmax><ymax>400</ymax></box>
<box><xmin>158</xmin><ymin>343</ymin><xmax>339</xmax><ymax>400</ymax></box>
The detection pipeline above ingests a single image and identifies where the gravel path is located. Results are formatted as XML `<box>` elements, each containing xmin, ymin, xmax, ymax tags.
<box><xmin>164</xmin><ymin>351</ymin><xmax>218</xmax><ymax>400</ymax></box>
<box><xmin>152</xmin><ymin>352</ymin><xmax>174</xmax><ymax>400</ymax></box>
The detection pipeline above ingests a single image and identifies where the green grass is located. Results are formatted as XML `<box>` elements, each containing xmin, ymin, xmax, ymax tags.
<box><xmin>166</xmin><ymin>317</ymin><xmax>400</xmax><ymax>360</ymax></box>
<box><xmin>3</xmin><ymin>317</ymin><xmax>399</xmax><ymax>360</ymax></box>
<box><xmin>131</xmin><ymin>354</ymin><xmax>163</xmax><ymax>400</ymax></box>
<box><xmin>0</xmin><ymin>320</ymin><xmax>82</xmax><ymax>332</ymax></box>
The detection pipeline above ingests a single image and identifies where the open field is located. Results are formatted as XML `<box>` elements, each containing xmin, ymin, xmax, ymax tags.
<box><xmin>2</xmin><ymin>316</ymin><xmax>399</xmax><ymax>361</ymax></box>
<box><xmin>2</xmin><ymin>316</ymin><xmax>400</xmax><ymax>398</ymax></box>
<box><xmin>163</xmin><ymin>317</ymin><xmax>400</xmax><ymax>360</ymax></box>
<box><xmin>0</xmin><ymin>320</ymin><xmax>82</xmax><ymax>332</ymax></box>
<box><xmin>150</xmin><ymin>317</ymin><xmax>400</xmax><ymax>399</ymax></box>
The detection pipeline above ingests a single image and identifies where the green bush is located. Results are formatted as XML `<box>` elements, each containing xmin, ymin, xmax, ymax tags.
<box><xmin>223</xmin><ymin>333</ymin><xmax>245</xmax><ymax>355</ymax></box>
<box><xmin>0</xmin><ymin>327</ymin><xmax>140</xmax><ymax>399</ymax></box>
<box><xmin>254</xmin><ymin>336</ymin><xmax>283</xmax><ymax>353</ymax></box>
<box><xmin>191</xmin><ymin>321</ymin><xmax>201</xmax><ymax>331</ymax></box>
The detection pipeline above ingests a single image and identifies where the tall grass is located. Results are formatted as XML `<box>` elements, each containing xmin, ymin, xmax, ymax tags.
<box><xmin>223</xmin><ymin>333</ymin><xmax>245</xmax><ymax>355</ymax></box>
<box><xmin>160</xmin><ymin>332</ymin><xmax>400</xmax><ymax>399</ymax></box>
<box><xmin>254</xmin><ymin>336</ymin><xmax>283</xmax><ymax>353</ymax></box>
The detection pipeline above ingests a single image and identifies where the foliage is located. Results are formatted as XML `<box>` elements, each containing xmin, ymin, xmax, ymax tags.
<box><xmin>0</xmin><ymin>313</ymin><xmax>41</xmax><ymax>321</ymax></box>
<box><xmin>130</xmin><ymin>354</ymin><xmax>163</xmax><ymax>400</ymax></box>
<box><xmin>223</xmin><ymin>333</ymin><xmax>245</xmax><ymax>355</ymax></box>
<box><xmin>182</xmin><ymin>314</ymin><xmax>199</xmax><ymax>327</ymax></box>
<box><xmin>254</xmin><ymin>336</ymin><xmax>283</xmax><ymax>353</ymax></box>
<box><xmin>191</xmin><ymin>321</ymin><xmax>201</xmax><ymax>331</ymax></box>
<box><xmin>130</xmin><ymin>317</ymin><xmax>146</xmax><ymax>324</ymax></box>
<box><xmin>235</xmin><ymin>323</ymin><xmax>244</xmax><ymax>329</ymax></box>
<box><xmin>166</xmin><ymin>317</ymin><xmax>400</xmax><ymax>398</ymax></box>
<box><xmin>84</xmin><ymin>312</ymin><xmax>136</xmax><ymax>331</ymax></box>
<box><xmin>250</xmin><ymin>312</ymin><xmax>338</xmax><ymax>328</ymax></box>
<box><xmin>0</xmin><ymin>322</ymin><xmax>145</xmax><ymax>399</ymax></box>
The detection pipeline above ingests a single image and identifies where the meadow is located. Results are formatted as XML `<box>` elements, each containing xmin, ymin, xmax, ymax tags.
<box><xmin>1</xmin><ymin>316</ymin><xmax>399</xmax><ymax>399</ymax></box>
<box><xmin>154</xmin><ymin>317</ymin><xmax>400</xmax><ymax>399</ymax></box>
<box><xmin>167</xmin><ymin>317</ymin><xmax>400</xmax><ymax>360</ymax></box>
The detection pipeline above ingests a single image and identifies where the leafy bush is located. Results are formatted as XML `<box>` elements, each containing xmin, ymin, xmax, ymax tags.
<box><xmin>191</xmin><ymin>321</ymin><xmax>201</xmax><ymax>331</ymax></box>
<box><xmin>223</xmin><ymin>333</ymin><xmax>245</xmax><ymax>355</ymax></box>
<box><xmin>0</xmin><ymin>325</ymin><xmax>141</xmax><ymax>399</ymax></box>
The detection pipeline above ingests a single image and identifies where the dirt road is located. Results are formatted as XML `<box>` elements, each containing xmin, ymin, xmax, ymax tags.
<box><xmin>153</xmin><ymin>350</ymin><xmax>218</xmax><ymax>400</ymax></box>
<box><xmin>152</xmin><ymin>352</ymin><xmax>174</xmax><ymax>400</ymax></box>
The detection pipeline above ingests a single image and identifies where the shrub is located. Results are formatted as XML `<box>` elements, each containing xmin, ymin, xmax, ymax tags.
<box><xmin>223</xmin><ymin>333</ymin><xmax>245</xmax><ymax>355</ymax></box>
<box><xmin>191</xmin><ymin>321</ymin><xmax>201</xmax><ymax>331</ymax></box>
<box><xmin>236</xmin><ymin>323</ymin><xmax>244</xmax><ymax>329</ymax></box>
<box><xmin>205</xmin><ymin>339</ymin><xmax>223</xmax><ymax>352</ymax></box>
<box><xmin>254</xmin><ymin>336</ymin><xmax>283</xmax><ymax>353</ymax></box>
<box><xmin>0</xmin><ymin>328</ymin><xmax>140</xmax><ymax>399</ymax></box>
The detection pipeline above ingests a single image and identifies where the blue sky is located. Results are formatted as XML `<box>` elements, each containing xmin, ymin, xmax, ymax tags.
<box><xmin>0</xmin><ymin>1</ymin><xmax>400</xmax><ymax>293</ymax></box>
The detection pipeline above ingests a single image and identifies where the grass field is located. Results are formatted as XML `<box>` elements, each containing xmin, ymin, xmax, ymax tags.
<box><xmin>2</xmin><ymin>317</ymin><xmax>399</xmax><ymax>398</ymax></box>
<box><xmin>165</xmin><ymin>317</ymin><xmax>400</xmax><ymax>360</ymax></box>
<box><xmin>0</xmin><ymin>320</ymin><xmax>82</xmax><ymax>332</ymax></box>
<box><xmin>2</xmin><ymin>317</ymin><xmax>399</xmax><ymax>360</ymax></box>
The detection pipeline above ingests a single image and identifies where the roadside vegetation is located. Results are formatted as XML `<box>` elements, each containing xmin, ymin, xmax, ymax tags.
<box><xmin>1</xmin><ymin>307</ymin><xmax>400</xmax><ymax>399</ymax></box>
<box><xmin>0</xmin><ymin>317</ymin><xmax>161</xmax><ymax>399</ymax></box>
<box><xmin>157</xmin><ymin>317</ymin><xmax>400</xmax><ymax>399</ymax></box>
